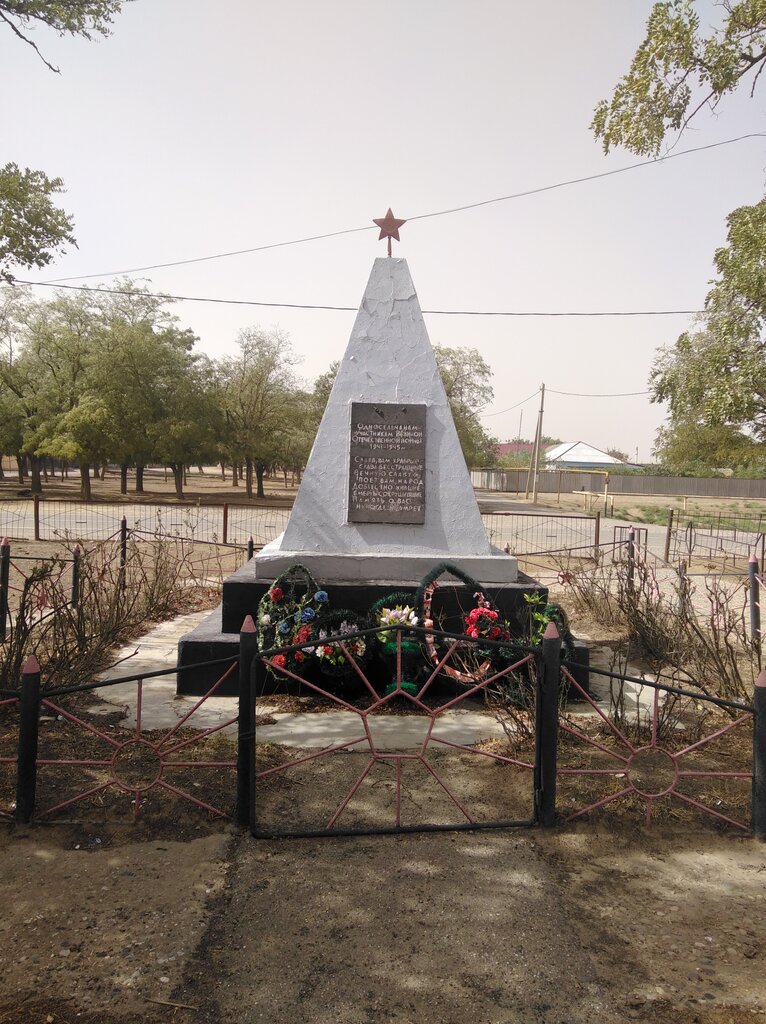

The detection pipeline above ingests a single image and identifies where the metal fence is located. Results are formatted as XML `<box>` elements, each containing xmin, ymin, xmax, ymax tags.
<box><xmin>472</xmin><ymin>468</ymin><xmax>766</xmax><ymax>500</ymax></box>
<box><xmin>0</xmin><ymin>497</ymin><xmax>291</xmax><ymax>547</ymax></box>
<box><xmin>666</xmin><ymin>510</ymin><xmax>766</xmax><ymax>567</ymax></box>
<box><xmin>482</xmin><ymin>511</ymin><xmax>598</xmax><ymax>556</ymax></box>
<box><xmin>0</xmin><ymin>498</ymin><xmax>604</xmax><ymax>560</ymax></box>
<box><xmin>2</xmin><ymin>623</ymin><xmax>764</xmax><ymax>836</ymax></box>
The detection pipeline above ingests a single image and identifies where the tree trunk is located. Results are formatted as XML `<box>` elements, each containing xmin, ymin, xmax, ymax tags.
<box><xmin>220</xmin><ymin>461</ymin><xmax>226</xmax><ymax>481</ymax></box>
<box><xmin>232</xmin><ymin>463</ymin><xmax>239</xmax><ymax>487</ymax></box>
<box><xmin>80</xmin><ymin>463</ymin><xmax>92</xmax><ymax>501</ymax></box>
<box><xmin>171</xmin><ymin>464</ymin><xmax>184</xmax><ymax>499</ymax></box>
<box><xmin>255</xmin><ymin>462</ymin><xmax>266</xmax><ymax>499</ymax></box>
<box><xmin>0</xmin><ymin>459</ymin><xmax>4</xmax><ymax>481</ymax></box>
<box><xmin>283</xmin><ymin>468</ymin><xmax>288</xmax><ymax>487</ymax></box>
<box><xmin>245</xmin><ymin>458</ymin><xmax>253</xmax><ymax>499</ymax></box>
<box><xmin>183</xmin><ymin>466</ymin><xmax>188</xmax><ymax>486</ymax></box>
<box><xmin>42</xmin><ymin>461</ymin><xmax>48</xmax><ymax>482</ymax></box>
<box><xmin>15</xmin><ymin>454</ymin><xmax>25</xmax><ymax>484</ymax></box>
<box><xmin>29</xmin><ymin>456</ymin><xmax>42</xmax><ymax>495</ymax></box>
<box><xmin>100</xmin><ymin>462</ymin><xmax>108</xmax><ymax>480</ymax></box>
<box><xmin>198</xmin><ymin>464</ymin><xmax>205</xmax><ymax>475</ymax></box>
<box><xmin>135</xmin><ymin>463</ymin><xmax>145</xmax><ymax>493</ymax></box>
<box><xmin>120</xmin><ymin>463</ymin><xmax>128</xmax><ymax>495</ymax></box>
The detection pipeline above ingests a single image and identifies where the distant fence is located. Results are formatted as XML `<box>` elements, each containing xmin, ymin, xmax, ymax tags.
<box><xmin>0</xmin><ymin>498</ymin><xmax>292</xmax><ymax>547</ymax></box>
<box><xmin>666</xmin><ymin>509</ymin><xmax>766</xmax><ymax>567</ymax></box>
<box><xmin>471</xmin><ymin>469</ymin><xmax>766</xmax><ymax>500</ymax></box>
<box><xmin>0</xmin><ymin>498</ymin><xmax>601</xmax><ymax>560</ymax></box>
<box><xmin>482</xmin><ymin>511</ymin><xmax>599</xmax><ymax>556</ymax></box>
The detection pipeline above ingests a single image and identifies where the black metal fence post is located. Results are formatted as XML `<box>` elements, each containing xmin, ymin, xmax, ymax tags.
<box><xmin>222</xmin><ymin>503</ymin><xmax>229</xmax><ymax>546</ymax></box>
<box><xmin>535</xmin><ymin>622</ymin><xmax>560</xmax><ymax>826</ymax></box>
<box><xmin>247</xmin><ymin>535</ymin><xmax>254</xmax><ymax>561</ymax></box>
<box><xmin>593</xmin><ymin>511</ymin><xmax>601</xmax><ymax>562</ymax></box>
<box><xmin>119</xmin><ymin>516</ymin><xmax>128</xmax><ymax>592</ymax></box>
<box><xmin>663</xmin><ymin>508</ymin><xmax>674</xmax><ymax>564</ymax></box>
<box><xmin>627</xmin><ymin>527</ymin><xmax>636</xmax><ymax>588</ymax></box>
<box><xmin>33</xmin><ymin>494</ymin><xmax>40</xmax><ymax>541</ymax></box>
<box><xmin>0</xmin><ymin>537</ymin><xmax>10</xmax><ymax>642</ymax></box>
<box><xmin>749</xmin><ymin>552</ymin><xmax>761</xmax><ymax>642</ymax></box>
<box><xmin>753</xmin><ymin>670</ymin><xmax>766</xmax><ymax>841</ymax></box>
<box><xmin>15</xmin><ymin>654</ymin><xmax>41</xmax><ymax>824</ymax></box>
<box><xmin>71</xmin><ymin>544</ymin><xmax>81</xmax><ymax>609</ymax></box>
<box><xmin>236</xmin><ymin>614</ymin><xmax>258</xmax><ymax>827</ymax></box>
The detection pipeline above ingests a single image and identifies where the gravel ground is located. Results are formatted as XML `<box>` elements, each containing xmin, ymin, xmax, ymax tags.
<box><xmin>1</xmin><ymin>823</ymin><xmax>764</xmax><ymax>1024</ymax></box>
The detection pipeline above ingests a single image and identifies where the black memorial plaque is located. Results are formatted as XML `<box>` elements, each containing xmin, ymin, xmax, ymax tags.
<box><xmin>348</xmin><ymin>403</ymin><xmax>426</xmax><ymax>524</ymax></box>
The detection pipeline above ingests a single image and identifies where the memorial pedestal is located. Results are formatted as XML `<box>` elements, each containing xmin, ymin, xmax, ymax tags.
<box><xmin>175</xmin><ymin>255</ymin><xmax>589</xmax><ymax>696</ymax></box>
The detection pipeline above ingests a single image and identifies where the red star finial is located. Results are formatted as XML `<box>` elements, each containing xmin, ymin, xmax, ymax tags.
<box><xmin>373</xmin><ymin>208</ymin><xmax>406</xmax><ymax>256</ymax></box>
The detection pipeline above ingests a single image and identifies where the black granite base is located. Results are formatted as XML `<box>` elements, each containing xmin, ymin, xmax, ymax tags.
<box><xmin>177</xmin><ymin>563</ymin><xmax>590</xmax><ymax>697</ymax></box>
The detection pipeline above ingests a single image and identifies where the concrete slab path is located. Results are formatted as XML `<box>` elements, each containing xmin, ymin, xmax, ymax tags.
<box><xmin>88</xmin><ymin>611</ymin><xmax>655</xmax><ymax>750</ymax></box>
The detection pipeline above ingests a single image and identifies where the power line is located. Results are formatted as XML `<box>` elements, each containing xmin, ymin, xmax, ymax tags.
<box><xmin>406</xmin><ymin>133</ymin><xmax>765</xmax><ymax>223</ymax></box>
<box><xmin>15</xmin><ymin>279</ymin><xmax>705</xmax><ymax>317</ymax></box>
<box><xmin>547</xmin><ymin>388</ymin><xmax>652</xmax><ymax>397</ymax></box>
<box><xmin>39</xmin><ymin>131</ymin><xmax>765</xmax><ymax>284</ymax></box>
<box><xmin>482</xmin><ymin>390</ymin><xmax>541</xmax><ymax>416</ymax></box>
<box><xmin>482</xmin><ymin>385</ymin><xmax>652</xmax><ymax>419</ymax></box>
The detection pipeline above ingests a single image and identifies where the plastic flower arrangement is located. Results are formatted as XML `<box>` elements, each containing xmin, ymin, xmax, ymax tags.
<box><xmin>415</xmin><ymin>564</ymin><xmax>517</xmax><ymax>686</ymax></box>
<box><xmin>315</xmin><ymin>621</ymin><xmax>366</xmax><ymax>666</ymax></box>
<box><xmin>256</xmin><ymin>566</ymin><xmax>330</xmax><ymax>676</ymax></box>
<box><xmin>464</xmin><ymin>592</ymin><xmax>511</xmax><ymax>644</ymax></box>
<box><xmin>368</xmin><ymin>591</ymin><xmax>424</xmax><ymax>696</ymax></box>
<box><xmin>376</xmin><ymin>603</ymin><xmax>419</xmax><ymax>643</ymax></box>
<box><xmin>311</xmin><ymin>610</ymin><xmax>370</xmax><ymax>677</ymax></box>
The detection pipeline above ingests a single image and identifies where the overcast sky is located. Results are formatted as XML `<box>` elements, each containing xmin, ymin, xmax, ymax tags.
<box><xmin>4</xmin><ymin>0</ymin><xmax>766</xmax><ymax>461</ymax></box>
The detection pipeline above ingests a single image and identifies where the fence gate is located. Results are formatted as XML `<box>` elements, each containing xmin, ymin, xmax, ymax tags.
<box><xmin>249</xmin><ymin>627</ymin><xmax>560</xmax><ymax>838</ymax></box>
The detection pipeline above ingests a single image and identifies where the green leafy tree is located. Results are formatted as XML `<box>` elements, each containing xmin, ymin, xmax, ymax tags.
<box><xmin>650</xmin><ymin>199</ymin><xmax>766</xmax><ymax>442</ymax></box>
<box><xmin>215</xmin><ymin>328</ymin><xmax>299</xmax><ymax>498</ymax></box>
<box><xmin>594</xmin><ymin>1</ymin><xmax>766</xmax><ymax>451</ymax></box>
<box><xmin>40</xmin><ymin>394</ymin><xmax>112</xmax><ymax>499</ymax></box>
<box><xmin>1</xmin><ymin>1</ymin><xmax>126</xmax><ymax>280</ymax></box>
<box><xmin>0</xmin><ymin>1</ymin><xmax>125</xmax><ymax>71</ymax></box>
<box><xmin>86</xmin><ymin>283</ymin><xmax>200</xmax><ymax>493</ymax></box>
<box><xmin>592</xmin><ymin>0</ymin><xmax>766</xmax><ymax>157</ymax></box>
<box><xmin>151</xmin><ymin>353</ymin><xmax>220</xmax><ymax>500</ymax></box>
<box><xmin>653</xmin><ymin>416</ymin><xmax>760</xmax><ymax>473</ymax></box>
<box><xmin>432</xmin><ymin>345</ymin><xmax>497</xmax><ymax>466</ymax></box>
<box><xmin>0</xmin><ymin>164</ymin><xmax>76</xmax><ymax>284</ymax></box>
<box><xmin>0</xmin><ymin>289</ymin><xmax>98</xmax><ymax>495</ymax></box>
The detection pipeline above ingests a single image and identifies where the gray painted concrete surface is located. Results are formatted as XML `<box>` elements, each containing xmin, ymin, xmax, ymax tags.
<box><xmin>89</xmin><ymin>610</ymin><xmax>653</xmax><ymax>748</ymax></box>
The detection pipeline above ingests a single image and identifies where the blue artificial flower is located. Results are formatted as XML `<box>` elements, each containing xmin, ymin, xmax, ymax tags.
<box><xmin>301</xmin><ymin>607</ymin><xmax>316</xmax><ymax>622</ymax></box>
<box><xmin>278</xmin><ymin>620</ymin><xmax>291</xmax><ymax>636</ymax></box>
<box><xmin>314</xmin><ymin>591</ymin><xmax>329</xmax><ymax>603</ymax></box>
<box><xmin>294</xmin><ymin>612</ymin><xmax>302</xmax><ymax>624</ymax></box>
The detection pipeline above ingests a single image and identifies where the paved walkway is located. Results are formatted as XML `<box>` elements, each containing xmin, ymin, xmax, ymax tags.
<box><xmin>88</xmin><ymin>610</ymin><xmax>656</xmax><ymax>748</ymax></box>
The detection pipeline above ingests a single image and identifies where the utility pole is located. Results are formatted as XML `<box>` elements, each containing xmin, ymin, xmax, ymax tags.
<box><xmin>532</xmin><ymin>382</ymin><xmax>545</xmax><ymax>504</ymax></box>
<box><xmin>524</xmin><ymin>383</ymin><xmax>545</xmax><ymax>501</ymax></box>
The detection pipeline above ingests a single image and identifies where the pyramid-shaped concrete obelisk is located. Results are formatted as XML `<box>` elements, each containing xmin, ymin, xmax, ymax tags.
<box><xmin>255</xmin><ymin>257</ymin><xmax>517</xmax><ymax>584</ymax></box>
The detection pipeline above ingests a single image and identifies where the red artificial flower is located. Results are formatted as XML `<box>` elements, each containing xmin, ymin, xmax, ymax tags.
<box><xmin>294</xmin><ymin>651</ymin><xmax>305</xmax><ymax>663</ymax></box>
<box><xmin>295</xmin><ymin>625</ymin><xmax>312</xmax><ymax>644</ymax></box>
<box><xmin>272</xmin><ymin>654</ymin><xmax>287</xmax><ymax>668</ymax></box>
<box><xmin>490</xmin><ymin>627</ymin><xmax>501</xmax><ymax>639</ymax></box>
<box><xmin>269</xmin><ymin>587</ymin><xmax>284</xmax><ymax>603</ymax></box>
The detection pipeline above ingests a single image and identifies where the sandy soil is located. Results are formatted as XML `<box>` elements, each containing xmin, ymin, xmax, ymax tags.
<box><xmin>1</xmin><ymin>820</ymin><xmax>764</xmax><ymax>1024</ymax></box>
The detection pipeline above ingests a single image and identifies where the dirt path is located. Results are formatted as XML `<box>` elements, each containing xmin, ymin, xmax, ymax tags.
<box><xmin>3</xmin><ymin>823</ymin><xmax>762</xmax><ymax>1024</ymax></box>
